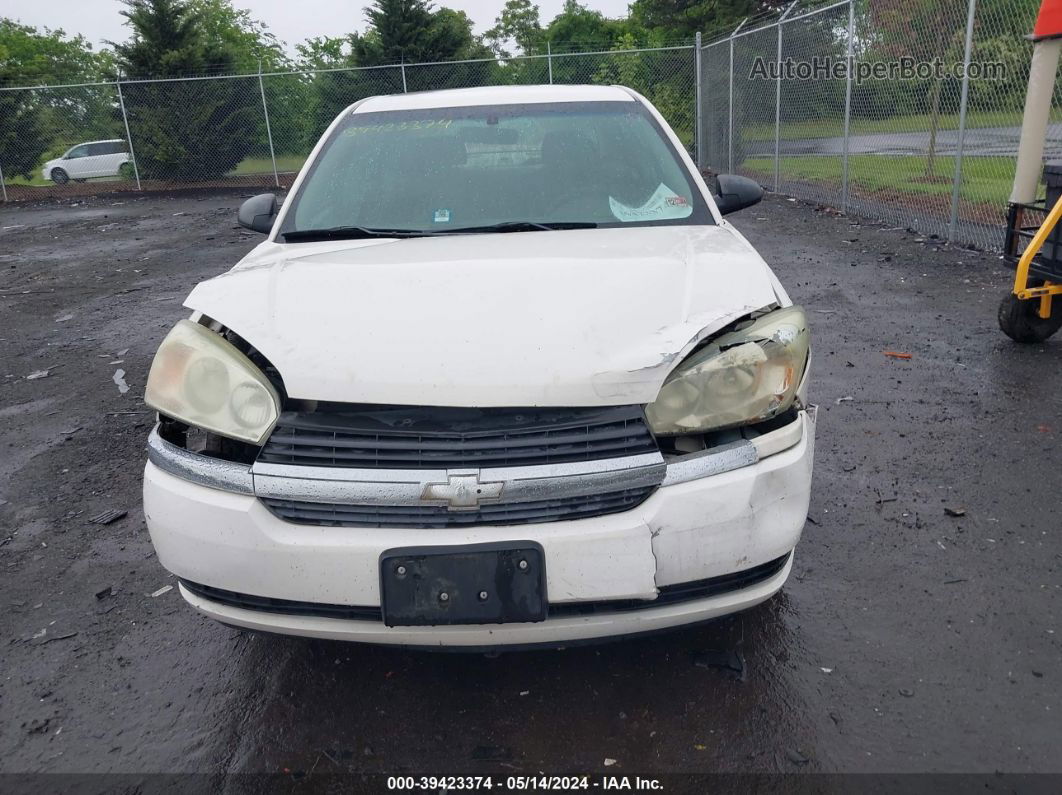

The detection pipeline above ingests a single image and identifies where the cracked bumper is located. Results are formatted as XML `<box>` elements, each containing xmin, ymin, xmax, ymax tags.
<box><xmin>143</xmin><ymin>409</ymin><xmax>815</xmax><ymax>646</ymax></box>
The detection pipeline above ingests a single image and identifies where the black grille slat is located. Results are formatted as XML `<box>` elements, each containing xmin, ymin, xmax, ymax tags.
<box><xmin>268</xmin><ymin>423</ymin><xmax>644</xmax><ymax>453</ymax></box>
<box><xmin>259</xmin><ymin>436</ymin><xmax>650</xmax><ymax>467</ymax></box>
<box><xmin>260</xmin><ymin>486</ymin><xmax>655</xmax><ymax>529</ymax></box>
<box><xmin>258</xmin><ymin>405</ymin><xmax>658</xmax><ymax>470</ymax></box>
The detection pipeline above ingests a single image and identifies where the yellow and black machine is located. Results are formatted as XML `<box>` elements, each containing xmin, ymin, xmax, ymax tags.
<box><xmin>1001</xmin><ymin>0</ymin><xmax>1062</xmax><ymax>342</ymax></box>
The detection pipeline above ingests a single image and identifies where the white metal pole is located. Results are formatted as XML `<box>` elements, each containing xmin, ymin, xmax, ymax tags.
<box><xmin>695</xmin><ymin>32</ymin><xmax>704</xmax><ymax>170</ymax></box>
<box><xmin>115</xmin><ymin>77</ymin><xmax>142</xmax><ymax>191</ymax></box>
<box><xmin>401</xmin><ymin>59</ymin><xmax>408</xmax><ymax>93</ymax></box>
<box><xmin>1012</xmin><ymin>39</ymin><xmax>1062</xmax><ymax>203</ymax></box>
<box><xmin>728</xmin><ymin>19</ymin><xmax>746</xmax><ymax>173</ymax></box>
<box><xmin>775</xmin><ymin>2</ymin><xmax>798</xmax><ymax>192</ymax></box>
<box><xmin>948</xmin><ymin>0</ymin><xmax>978</xmax><ymax>242</ymax></box>
<box><xmin>258</xmin><ymin>61</ymin><xmax>279</xmax><ymax>188</ymax></box>
<box><xmin>547</xmin><ymin>41</ymin><xmax>553</xmax><ymax>84</ymax></box>
<box><xmin>841</xmin><ymin>0</ymin><xmax>855</xmax><ymax>212</ymax></box>
<box><xmin>0</xmin><ymin>161</ymin><xmax>7</xmax><ymax>202</ymax></box>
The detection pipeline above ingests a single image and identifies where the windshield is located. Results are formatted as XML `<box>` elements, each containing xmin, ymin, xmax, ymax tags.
<box><xmin>279</xmin><ymin>100</ymin><xmax>712</xmax><ymax>239</ymax></box>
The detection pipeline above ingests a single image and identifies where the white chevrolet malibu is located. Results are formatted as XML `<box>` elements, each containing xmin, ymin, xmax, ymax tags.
<box><xmin>142</xmin><ymin>85</ymin><xmax>815</xmax><ymax>648</ymax></box>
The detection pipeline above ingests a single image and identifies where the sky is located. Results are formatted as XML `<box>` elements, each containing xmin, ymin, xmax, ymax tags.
<box><xmin>1</xmin><ymin>0</ymin><xmax>635</xmax><ymax>54</ymax></box>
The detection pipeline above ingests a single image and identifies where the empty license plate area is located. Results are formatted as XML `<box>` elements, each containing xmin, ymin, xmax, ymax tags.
<box><xmin>380</xmin><ymin>542</ymin><xmax>546</xmax><ymax>627</ymax></box>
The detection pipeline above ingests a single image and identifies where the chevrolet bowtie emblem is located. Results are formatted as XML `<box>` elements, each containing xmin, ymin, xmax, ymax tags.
<box><xmin>421</xmin><ymin>473</ymin><xmax>505</xmax><ymax>511</ymax></box>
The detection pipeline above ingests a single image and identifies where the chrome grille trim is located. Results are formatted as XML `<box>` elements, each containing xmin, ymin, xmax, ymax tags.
<box><xmin>251</xmin><ymin>453</ymin><xmax>666</xmax><ymax>506</ymax></box>
<box><xmin>147</xmin><ymin>427</ymin><xmax>254</xmax><ymax>494</ymax></box>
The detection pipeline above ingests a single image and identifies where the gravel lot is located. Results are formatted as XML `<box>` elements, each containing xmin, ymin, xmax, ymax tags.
<box><xmin>1</xmin><ymin>191</ymin><xmax>1059</xmax><ymax>777</ymax></box>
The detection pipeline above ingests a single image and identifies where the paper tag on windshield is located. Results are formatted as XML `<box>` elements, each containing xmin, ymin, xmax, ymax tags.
<box><xmin>609</xmin><ymin>184</ymin><xmax>692</xmax><ymax>223</ymax></box>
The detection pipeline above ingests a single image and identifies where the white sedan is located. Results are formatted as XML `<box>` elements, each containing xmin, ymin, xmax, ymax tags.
<box><xmin>141</xmin><ymin>85</ymin><xmax>815</xmax><ymax>648</ymax></box>
<box><xmin>42</xmin><ymin>139</ymin><xmax>133</xmax><ymax>184</ymax></box>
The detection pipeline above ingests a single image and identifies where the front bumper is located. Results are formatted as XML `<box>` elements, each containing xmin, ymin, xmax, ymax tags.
<box><xmin>142</xmin><ymin>409</ymin><xmax>815</xmax><ymax>646</ymax></box>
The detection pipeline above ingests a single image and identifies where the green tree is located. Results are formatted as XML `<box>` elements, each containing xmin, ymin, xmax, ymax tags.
<box><xmin>111</xmin><ymin>0</ymin><xmax>259</xmax><ymax>180</ymax></box>
<box><xmin>485</xmin><ymin>0</ymin><xmax>543</xmax><ymax>58</ymax></box>
<box><xmin>545</xmin><ymin>0</ymin><xmax>623</xmax><ymax>53</ymax></box>
<box><xmin>296</xmin><ymin>36</ymin><xmax>350</xmax><ymax>70</ymax></box>
<box><xmin>0</xmin><ymin>19</ymin><xmax>115</xmax><ymax>178</ymax></box>
<box><xmin>304</xmin><ymin>0</ymin><xmax>496</xmax><ymax>141</ymax></box>
<box><xmin>629</xmin><ymin>0</ymin><xmax>787</xmax><ymax>39</ymax></box>
<box><xmin>186</xmin><ymin>0</ymin><xmax>287</xmax><ymax>72</ymax></box>
<box><xmin>182</xmin><ymin>0</ymin><xmax>312</xmax><ymax>156</ymax></box>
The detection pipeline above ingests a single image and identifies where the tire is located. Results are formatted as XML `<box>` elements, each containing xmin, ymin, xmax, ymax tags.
<box><xmin>50</xmin><ymin>168</ymin><xmax>69</xmax><ymax>185</ymax></box>
<box><xmin>998</xmin><ymin>292</ymin><xmax>1062</xmax><ymax>343</ymax></box>
<box><xmin>119</xmin><ymin>162</ymin><xmax>135</xmax><ymax>181</ymax></box>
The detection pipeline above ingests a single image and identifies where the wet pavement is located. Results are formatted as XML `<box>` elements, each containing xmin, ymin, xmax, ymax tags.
<box><xmin>1</xmin><ymin>191</ymin><xmax>1060</xmax><ymax>776</ymax></box>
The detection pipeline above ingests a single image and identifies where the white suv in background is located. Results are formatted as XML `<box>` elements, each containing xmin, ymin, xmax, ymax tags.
<box><xmin>42</xmin><ymin>139</ymin><xmax>133</xmax><ymax>184</ymax></box>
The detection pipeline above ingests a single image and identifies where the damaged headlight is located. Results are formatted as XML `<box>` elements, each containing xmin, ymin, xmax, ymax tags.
<box><xmin>145</xmin><ymin>320</ymin><xmax>280</xmax><ymax>445</ymax></box>
<box><xmin>645</xmin><ymin>306</ymin><xmax>809</xmax><ymax>436</ymax></box>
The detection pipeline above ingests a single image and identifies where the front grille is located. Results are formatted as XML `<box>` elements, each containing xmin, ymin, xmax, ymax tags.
<box><xmin>258</xmin><ymin>404</ymin><xmax>658</xmax><ymax>469</ymax></box>
<box><xmin>178</xmin><ymin>553</ymin><xmax>791</xmax><ymax>625</ymax></box>
<box><xmin>260</xmin><ymin>486</ymin><xmax>656</xmax><ymax>529</ymax></box>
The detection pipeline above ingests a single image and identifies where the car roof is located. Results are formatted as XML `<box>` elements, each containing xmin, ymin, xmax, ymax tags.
<box><xmin>75</xmin><ymin>139</ymin><xmax>124</xmax><ymax>145</ymax></box>
<box><xmin>355</xmin><ymin>84</ymin><xmax>636</xmax><ymax>114</ymax></box>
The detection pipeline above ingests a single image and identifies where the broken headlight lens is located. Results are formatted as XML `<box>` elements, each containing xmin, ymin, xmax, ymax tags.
<box><xmin>145</xmin><ymin>320</ymin><xmax>280</xmax><ymax>445</ymax></box>
<box><xmin>645</xmin><ymin>306</ymin><xmax>809</xmax><ymax>436</ymax></box>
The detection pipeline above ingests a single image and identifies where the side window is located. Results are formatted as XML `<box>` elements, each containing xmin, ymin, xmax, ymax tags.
<box><xmin>87</xmin><ymin>143</ymin><xmax>108</xmax><ymax>156</ymax></box>
<box><xmin>66</xmin><ymin>145</ymin><xmax>90</xmax><ymax>159</ymax></box>
<box><xmin>107</xmin><ymin>141</ymin><xmax>127</xmax><ymax>154</ymax></box>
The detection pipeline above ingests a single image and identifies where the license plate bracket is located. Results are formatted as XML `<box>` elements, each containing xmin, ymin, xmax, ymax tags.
<box><xmin>380</xmin><ymin>542</ymin><xmax>546</xmax><ymax>627</ymax></box>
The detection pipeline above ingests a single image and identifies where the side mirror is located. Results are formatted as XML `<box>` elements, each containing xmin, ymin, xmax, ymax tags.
<box><xmin>238</xmin><ymin>193</ymin><xmax>278</xmax><ymax>234</ymax></box>
<box><xmin>714</xmin><ymin>174</ymin><xmax>764</xmax><ymax>216</ymax></box>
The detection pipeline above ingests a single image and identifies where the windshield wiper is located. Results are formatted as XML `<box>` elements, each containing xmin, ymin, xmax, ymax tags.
<box><xmin>282</xmin><ymin>226</ymin><xmax>431</xmax><ymax>242</ymax></box>
<box><xmin>282</xmin><ymin>221</ymin><xmax>598</xmax><ymax>242</ymax></box>
<box><xmin>440</xmin><ymin>221</ymin><xmax>599</xmax><ymax>234</ymax></box>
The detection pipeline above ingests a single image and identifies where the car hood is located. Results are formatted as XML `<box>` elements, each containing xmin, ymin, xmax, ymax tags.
<box><xmin>185</xmin><ymin>225</ymin><xmax>781</xmax><ymax>406</ymax></box>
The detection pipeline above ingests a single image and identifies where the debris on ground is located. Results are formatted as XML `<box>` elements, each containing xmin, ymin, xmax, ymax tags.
<box><xmin>40</xmin><ymin>631</ymin><xmax>78</xmax><ymax>644</ymax></box>
<box><xmin>786</xmin><ymin>748</ymin><xmax>810</xmax><ymax>765</ymax></box>
<box><xmin>693</xmin><ymin>649</ymin><xmax>746</xmax><ymax>680</ymax></box>
<box><xmin>470</xmin><ymin>745</ymin><xmax>512</xmax><ymax>761</ymax></box>
<box><xmin>151</xmin><ymin>585</ymin><xmax>173</xmax><ymax>598</ymax></box>
<box><xmin>883</xmin><ymin>351</ymin><xmax>913</xmax><ymax>360</ymax></box>
<box><xmin>95</xmin><ymin>586</ymin><xmax>114</xmax><ymax>600</ymax></box>
<box><xmin>112</xmin><ymin>368</ymin><xmax>130</xmax><ymax>394</ymax></box>
<box><xmin>604</xmin><ymin>758</ymin><xmax>617</xmax><ymax>767</ymax></box>
<box><xmin>835</xmin><ymin>395</ymin><xmax>854</xmax><ymax>404</ymax></box>
<box><xmin>945</xmin><ymin>507</ymin><xmax>966</xmax><ymax>517</ymax></box>
<box><xmin>89</xmin><ymin>509</ymin><xmax>127</xmax><ymax>525</ymax></box>
<box><xmin>26</xmin><ymin>369</ymin><xmax>52</xmax><ymax>380</ymax></box>
<box><xmin>899</xmin><ymin>688</ymin><xmax>915</xmax><ymax>697</ymax></box>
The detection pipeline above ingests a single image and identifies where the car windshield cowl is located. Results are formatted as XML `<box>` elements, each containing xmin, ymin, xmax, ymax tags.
<box><xmin>281</xmin><ymin>226</ymin><xmax>430</xmax><ymax>242</ymax></box>
<box><xmin>282</xmin><ymin>221</ymin><xmax>599</xmax><ymax>243</ymax></box>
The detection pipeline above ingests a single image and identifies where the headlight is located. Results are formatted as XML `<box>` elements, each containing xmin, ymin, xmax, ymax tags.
<box><xmin>646</xmin><ymin>306</ymin><xmax>809</xmax><ymax>435</ymax></box>
<box><xmin>145</xmin><ymin>319</ymin><xmax>280</xmax><ymax>444</ymax></box>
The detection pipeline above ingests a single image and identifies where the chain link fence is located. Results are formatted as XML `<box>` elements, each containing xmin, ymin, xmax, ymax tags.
<box><xmin>0</xmin><ymin>1</ymin><xmax>1050</xmax><ymax>252</ymax></box>
<box><xmin>699</xmin><ymin>0</ymin><xmax>1050</xmax><ymax>251</ymax></box>
<box><xmin>0</xmin><ymin>46</ymin><xmax>697</xmax><ymax>205</ymax></box>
